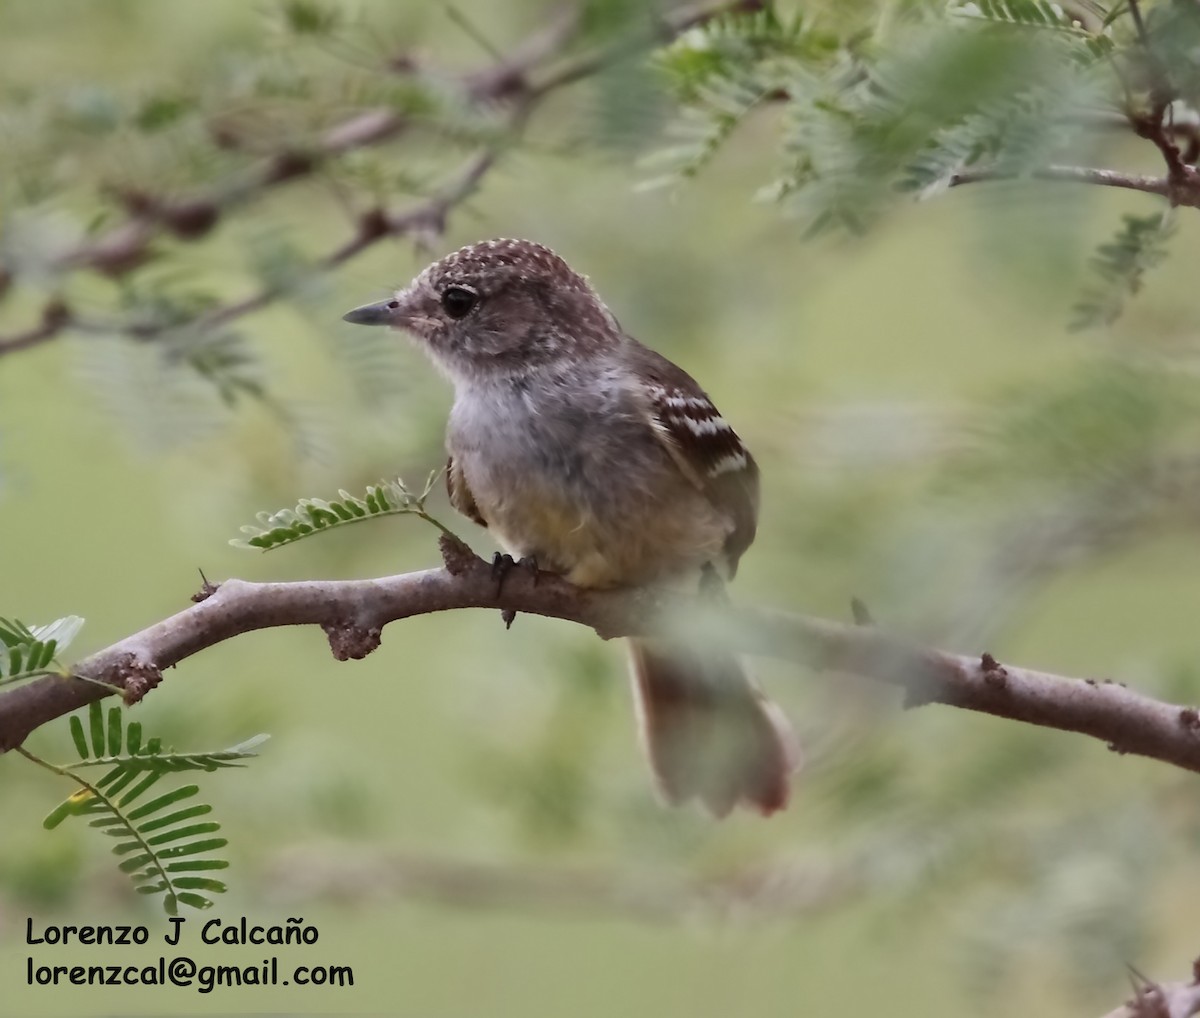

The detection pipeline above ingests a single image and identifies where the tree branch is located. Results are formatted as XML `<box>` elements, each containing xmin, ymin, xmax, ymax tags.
<box><xmin>4</xmin><ymin>537</ymin><xmax>1200</xmax><ymax>778</ymax></box>
<box><xmin>0</xmin><ymin>0</ymin><xmax>752</xmax><ymax>357</ymax></box>
<box><xmin>947</xmin><ymin>164</ymin><xmax>1190</xmax><ymax>201</ymax></box>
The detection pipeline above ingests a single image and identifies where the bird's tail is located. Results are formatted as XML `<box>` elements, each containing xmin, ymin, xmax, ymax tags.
<box><xmin>628</xmin><ymin>638</ymin><xmax>800</xmax><ymax>817</ymax></box>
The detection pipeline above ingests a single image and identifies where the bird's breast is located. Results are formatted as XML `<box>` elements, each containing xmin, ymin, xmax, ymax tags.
<box><xmin>446</xmin><ymin>377</ymin><xmax>728</xmax><ymax>587</ymax></box>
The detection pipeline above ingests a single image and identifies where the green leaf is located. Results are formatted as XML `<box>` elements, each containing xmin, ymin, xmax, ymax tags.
<box><xmin>175</xmin><ymin>892</ymin><xmax>215</xmax><ymax>910</ymax></box>
<box><xmin>638</xmin><ymin>70</ymin><xmax>766</xmax><ymax>191</ymax></box>
<box><xmin>279</xmin><ymin>0</ymin><xmax>341</xmax><ymax>36</ymax></box>
<box><xmin>69</xmin><ymin>715</ymin><xmax>89</xmax><ymax>759</ymax></box>
<box><xmin>29</xmin><ymin>615</ymin><xmax>84</xmax><ymax>655</ymax></box>
<box><xmin>136</xmin><ymin>804</ymin><xmax>213</xmax><ymax>833</ymax></box>
<box><xmin>118</xmin><ymin>853</ymin><xmax>155</xmax><ymax>874</ymax></box>
<box><xmin>101</xmin><ymin>767</ymin><xmax>146</xmax><ymax>799</ymax></box>
<box><xmin>127</xmin><ymin>784</ymin><xmax>200</xmax><ymax>821</ymax></box>
<box><xmin>166</xmin><ymin>859</ymin><xmax>230</xmax><ymax>872</ymax></box>
<box><xmin>126</xmin><ymin>721</ymin><xmax>142</xmax><ymax>756</ymax></box>
<box><xmin>0</xmin><ymin>615</ymin><xmax>81</xmax><ymax>683</ymax></box>
<box><xmin>1072</xmin><ymin>211</ymin><xmax>1175</xmax><ymax>330</ymax></box>
<box><xmin>43</xmin><ymin>790</ymin><xmax>94</xmax><ymax>829</ymax></box>
<box><xmin>158</xmin><ymin>837</ymin><xmax>229</xmax><ymax>859</ymax></box>
<box><xmin>88</xmin><ymin>701</ymin><xmax>104</xmax><ymax>758</ymax></box>
<box><xmin>36</xmin><ymin>704</ymin><xmax>262</xmax><ymax>915</ymax></box>
<box><xmin>231</xmin><ymin>477</ymin><xmax>449</xmax><ymax>550</ymax></box>
<box><xmin>117</xmin><ymin>771</ymin><xmax>165</xmax><ymax>807</ymax></box>
<box><xmin>145</xmin><ymin>822</ymin><xmax>222</xmax><ymax>846</ymax></box>
<box><xmin>171</xmin><ymin>877</ymin><xmax>228</xmax><ymax>893</ymax></box>
<box><xmin>107</xmin><ymin>706</ymin><xmax>122</xmax><ymax>757</ymax></box>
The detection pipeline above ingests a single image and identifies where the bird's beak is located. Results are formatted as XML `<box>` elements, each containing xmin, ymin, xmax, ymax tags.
<box><xmin>342</xmin><ymin>300</ymin><xmax>401</xmax><ymax>327</ymax></box>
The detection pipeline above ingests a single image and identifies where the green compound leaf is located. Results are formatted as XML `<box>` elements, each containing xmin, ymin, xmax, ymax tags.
<box><xmin>231</xmin><ymin>473</ymin><xmax>452</xmax><ymax>551</ymax></box>
<box><xmin>1072</xmin><ymin>211</ymin><xmax>1175</xmax><ymax>330</ymax></box>
<box><xmin>37</xmin><ymin>702</ymin><xmax>267</xmax><ymax>915</ymax></box>
<box><xmin>0</xmin><ymin>615</ymin><xmax>83</xmax><ymax>686</ymax></box>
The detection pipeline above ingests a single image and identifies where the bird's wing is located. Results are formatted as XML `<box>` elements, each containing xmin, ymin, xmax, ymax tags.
<box><xmin>445</xmin><ymin>455</ymin><xmax>488</xmax><ymax>528</ymax></box>
<box><xmin>625</xmin><ymin>339</ymin><xmax>760</xmax><ymax>573</ymax></box>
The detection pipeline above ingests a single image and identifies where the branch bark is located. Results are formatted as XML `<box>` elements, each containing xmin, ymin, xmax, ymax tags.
<box><xmin>948</xmin><ymin>165</ymin><xmax>1188</xmax><ymax>201</ymax></box>
<box><xmin>4</xmin><ymin>536</ymin><xmax>1200</xmax><ymax>777</ymax></box>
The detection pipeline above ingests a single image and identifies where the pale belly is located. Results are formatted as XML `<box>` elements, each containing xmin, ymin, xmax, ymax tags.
<box><xmin>481</xmin><ymin>478</ymin><xmax>726</xmax><ymax>588</ymax></box>
<box><xmin>448</xmin><ymin>389</ymin><xmax>730</xmax><ymax>589</ymax></box>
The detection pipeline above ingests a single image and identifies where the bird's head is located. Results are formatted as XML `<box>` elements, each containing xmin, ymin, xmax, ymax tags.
<box><xmin>342</xmin><ymin>238</ymin><xmax>619</xmax><ymax>381</ymax></box>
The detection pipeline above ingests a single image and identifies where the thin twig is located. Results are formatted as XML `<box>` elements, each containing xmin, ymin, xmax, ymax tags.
<box><xmin>947</xmin><ymin>164</ymin><xmax>1189</xmax><ymax>201</ymax></box>
<box><xmin>0</xmin><ymin>0</ymin><xmax>749</xmax><ymax>357</ymax></box>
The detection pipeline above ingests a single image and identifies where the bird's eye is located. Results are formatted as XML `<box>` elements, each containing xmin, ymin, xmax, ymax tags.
<box><xmin>441</xmin><ymin>285</ymin><xmax>479</xmax><ymax>319</ymax></box>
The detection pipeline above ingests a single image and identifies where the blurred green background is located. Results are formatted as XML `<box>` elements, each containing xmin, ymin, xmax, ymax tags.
<box><xmin>2</xmin><ymin>0</ymin><xmax>1200</xmax><ymax>1014</ymax></box>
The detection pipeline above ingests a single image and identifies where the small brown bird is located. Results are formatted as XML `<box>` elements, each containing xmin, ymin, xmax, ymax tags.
<box><xmin>344</xmin><ymin>239</ymin><xmax>798</xmax><ymax>816</ymax></box>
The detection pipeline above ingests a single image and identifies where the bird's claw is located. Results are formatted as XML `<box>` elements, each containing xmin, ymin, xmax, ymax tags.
<box><xmin>491</xmin><ymin>552</ymin><xmax>539</xmax><ymax>592</ymax></box>
<box><xmin>492</xmin><ymin>553</ymin><xmax>539</xmax><ymax>629</ymax></box>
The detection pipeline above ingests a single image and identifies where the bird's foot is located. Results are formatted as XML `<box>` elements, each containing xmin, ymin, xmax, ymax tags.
<box><xmin>493</xmin><ymin>554</ymin><xmax>540</xmax><ymax>630</ymax></box>
<box><xmin>491</xmin><ymin>552</ymin><xmax>540</xmax><ymax>592</ymax></box>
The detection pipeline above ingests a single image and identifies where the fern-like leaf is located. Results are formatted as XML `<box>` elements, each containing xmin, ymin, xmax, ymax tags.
<box><xmin>900</xmin><ymin>87</ymin><xmax>1072</xmax><ymax>197</ymax></box>
<box><xmin>37</xmin><ymin>702</ymin><xmax>267</xmax><ymax>914</ymax></box>
<box><xmin>1071</xmin><ymin>210</ymin><xmax>1175</xmax><ymax>330</ymax></box>
<box><xmin>638</xmin><ymin>71</ymin><xmax>768</xmax><ymax>191</ymax></box>
<box><xmin>0</xmin><ymin>615</ymin><xmax>84</xmax><ymax>686</ymax></box>
<box><xmin>655</xmin><ymin>7</ymin><xmax>816</xmax><ymax>100</ymax></box>
<box><xmin>951</xmin><ymin>1</ymin><xmax>1115</xmax><ymax>62</ymax></box>
<box><xmin>231</xmin><ymin>472</ymin><xmax>451</xmax><ymax>550</ymax></box>
<box><xmin>954</xmin><ymin>0</ymin><xmax>1073</xmax><ymax>28</ymax></box>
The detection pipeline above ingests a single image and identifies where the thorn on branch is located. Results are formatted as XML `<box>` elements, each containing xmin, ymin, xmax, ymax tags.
<box><xmin>1123</xmin><ymin>963</ymin><xmax>1169</xmax><ymax>1018</ymax></box>
<box><xmin>113</xmin><ymin>654</ymin><xmax>163</xmax><ymax>705</ymax></box>
<box><xmin>501</xmin><ymin>608</ymin><xmax>517</xmax><ymax>630</ymax></box>
<box><xmin>980</xmin><ymin>652</ymin><xmax>1008</xmax><ymax>689</ymax></box>
<box><xmin>438</xmin><ymin>532</ymin><xmax>479</xmax><ymax>576</ymax></box>
<box><xmin>191</xmin><ymin>568</ymin><xmax>219</xmax><ymax>604</ymax></box>
<box><xmin>1179</xmin><ymin>707</ymin><xmax>1200</xmax><ymax>731</ymax></box>
<box><xmin>321</xmin><ymin>620</ymin><xmax>382</xmax><ymax>661</ymax></box>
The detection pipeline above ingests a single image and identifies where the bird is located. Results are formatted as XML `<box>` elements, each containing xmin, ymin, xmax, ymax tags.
<box><xmin>343</xmin><ymin>238</ymin><xmax>799</xmax><ymax>816</ymax></box>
